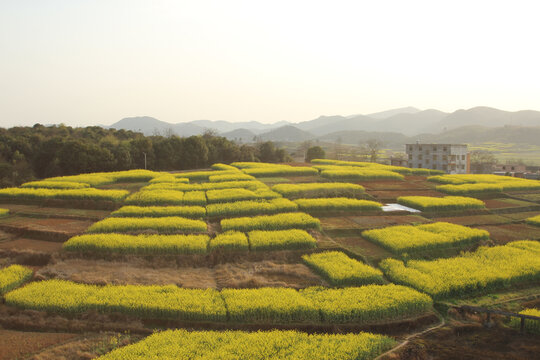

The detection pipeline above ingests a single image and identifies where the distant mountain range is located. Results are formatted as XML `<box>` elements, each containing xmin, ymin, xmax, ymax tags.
<box><xmin>107</xmin><ymin>107</ymin><xmax>540</xmax><ymax>147</ymax></box>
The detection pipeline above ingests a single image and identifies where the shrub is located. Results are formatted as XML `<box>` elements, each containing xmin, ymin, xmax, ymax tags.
<box><xmin>63</xmin><ymin>233</ymin><xmax>209</xmax><ymax>254</ymax></box>
<box><xmin>221</xmin><ymin>213</ymin><xmax>321</xmax><ymax>232</ymax></box>
<box><xmin>86</xmin><ymin>216</ymin><xmax>207</xmax><ymax>234</ymax></box>
<box><xmin>95</xmin><ymin>329</ymin><xmax>396</xmax><ymax>360</ymax></box>
<box><xmin>110</xmin><ymin>205</ymin><xmax>206</xmax><ymax>219</ymax></box>
<box><xmin>209</xmin><ymin>232</ymin><xmax>248</xmax><ymax>251</ymax></box>
<box><xmin>248</xmin><ymin>229</ymin><xmax>317</xmax><ymax>251</ymax></box>
<box><xmin>302</xmin><ymin>251</ymin><xmax>383</xmax><ymax>286</ymax></box>
<box><xmin>380</xmin><ymin>240</ymin><xmax>540</xmax><ymax>299</ymax></box>
<box><xmin>272</xmin><ymin>183</ymin><xmax>365</xmax><ymax>199</ymax></box>
<box><xmin>362</xmin><ymin>222</ymin><xmax>489</xmax><ymax>254</ymax></box>
<box><xmin>0</xmin><ymin>265</ymin><xmax>33</xmax><ymax>294</ymax></box>
<box><xmin>293</xmin><ymin>198</ymin><xmax>382</xmax><ymax>212</ymax></box>
<box><xmin>206</xmin><ymin>198</ymin><xmax>298</xmax><ymax>218</ymax></box>
<box><xmin>397</xmin><ymin>196</ymin><xmax>485</xmax><ymax>211</ymax></box>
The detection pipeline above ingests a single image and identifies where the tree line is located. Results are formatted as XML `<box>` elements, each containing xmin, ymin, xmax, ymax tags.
<box><xmin>0</xmin><ymin>124</ymin><xmax>290</xmax><ymax>187</ymax></box>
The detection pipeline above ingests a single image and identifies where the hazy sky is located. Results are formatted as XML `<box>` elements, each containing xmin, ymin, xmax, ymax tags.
<box><xmin>1</xmin><ymin>1</ymin><xmax>539</xmax><ymax>128</ymax></box>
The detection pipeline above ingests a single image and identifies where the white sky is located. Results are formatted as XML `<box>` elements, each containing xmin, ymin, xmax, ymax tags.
<box><xmin>1</xmin><ymin>0</ymin><xmax>539</xmax><ymax>127</ymax></box>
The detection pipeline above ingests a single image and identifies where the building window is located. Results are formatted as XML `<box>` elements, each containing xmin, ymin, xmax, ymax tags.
<box><xmin>433</xmin><ymin>146</ymin><xmax>437</xmax><ymax>151</ymax></box>
<box><xmin>408</xmin><ymin>154</ymin><xmax>412</xmax><ymax>160</ymax></box>
<box><xmin>442</xmin><ymin>155</ymin><xmax>447</xmax><ymax>161</ymax></box>
<box><xmin>409</xmin><ymin>146</ymin><xmax>413</xmax><ymax>151</ymax></box>
<box><xmin>462</xmin><ymin>155</ymin><xmax>465</xmax><ymax>160</ymax></box>
<box><xmin>418</xmin><ymin>164</ymin><xmax>422</xmax><ymax>168</ymax></box>
<box><xmin>433</xmin><ymin>155</ymin><xmax>437</xmax><ymax>160</ymax></box>
<box><xmin>426</xmin><ymin>159</ymin><xmax>430</xmax><ymax>164</ymax></box>
<box><xmin>443</xmin><ymin>147</ymin><xmax>447</xmax><ymax>152</ymax></box>
<box><xmin>418</xmin><ymin>154</ymin><xmax>423</xmax><ymax>160</ymax></box>
<box><xmin>419</xmin><ymin>146</ymin><xmax>422</xmax><ymax>151</ymax></box>
<box><xmin>443</xmin><ymin>164</ymin><xmax>448</xmax><ymax>171</ymax></box>
<box><xmin>425</xmin><ymin>150</ymin><xmax>430</xmax><ymax>155</ymax></box>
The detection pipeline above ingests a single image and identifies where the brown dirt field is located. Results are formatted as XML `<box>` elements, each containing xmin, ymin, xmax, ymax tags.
<box><xmin>360</xmin><ymin>180</ymin><xmax>433</xmax><ymax>191</ymax></box>
<box><xmin>476</xmin><ymin>223</ymin><xmax>540</xmax><ymax>244</ymax></box>
<box><xmin>433</xmin><ymin>214</ymin><xmax>512</xmax><ymax>226</ymax></box>
<box><xmin>0</xmin><ymin>203</ymin><xmax>110</xmax><ymax>221</ymax></box>
<box><xmin>330</xmin><ymin>236</ymin><xmax>393</xmax><ymax>263</ymax></box>
<box><xmin>319</xmin><ymin>216</ymin><xmax>361</xmax><ymax>231</ymax></box>
<box><xmin>37</xmin><ymin>259</ymin><xmax>217</xmax><ymax>288</ymax></box>
<box><xmin>367</xmin><ymin>189</ymin><xmax>446</xmax><ymax>201</ymax></box>
<box><xmin>347</xmin><ymin>215</ymin><xmax>431</xmax><ymax>229</ymax></box>
<box><xmin>484</xmin><ymin>198</ymin><xmax>531</xmax><ymax>209</ymax></box>
<box><xmin>214</xmin><ymin>261</ymin><xmax>327</xmax><ymax>289</ymax></box>
<box><xmin>0</xmin><ymin>328</ymin><xmax>78</xmax><ymax>360</ymax></box>
<box><xmin>385</xmin><ymin>323</ymin><xmax>540</xmax><ymax>360</ymax></box>
<box><xmin>0</xmin><ymin>216</ymin><xmax>94</xmax><ymax>242</ymax></box>
<box><xmin>500</xmin><ymin>211</ymin><xmax>540</xmax><ymax>221</ymax></box>
<box><xmin>0</xmin><ymin>238</ymin><xmax>64</xmax><ymax>253</ymax></box>
<box><xmin>35</xmin><ymin>259</ymin><xmax>325</xmax><ymax>289</ymax></box>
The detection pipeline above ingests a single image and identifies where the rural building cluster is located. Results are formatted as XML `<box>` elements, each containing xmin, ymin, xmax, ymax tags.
<box><xmin>406</xmin><ymin>143</ymin><xmax>469</xmax><ymax>174</ymax></box>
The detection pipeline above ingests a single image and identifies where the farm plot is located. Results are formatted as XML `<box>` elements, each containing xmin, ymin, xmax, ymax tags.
<box><xmin>221</xmin><ymin>213</ymin><xmax>321</xmax><ymax>232</ymax></box>
<box><xmin>302</xmin><ymin>251</ymin><xmax>384</xmax><ymax>286</ymax></box>
<box><xmin>86</xmin><ymin>216</ymin><xmax>207</xmax><ymax>234</ymax></box>
<box><xmin>429</xmin><ymin>174</ymin><xmax>540</xmax><ymax>195</ymax></box>
<box><xmin>272</xmin><ymin>183</ymin><xmax>365</xmax><ymax>199</ymax></box>
<box><xmin>111</xmin><ymin>205</ymin><xmax>205</xmax><ymax>218</ymax></box>
<box><xmin>0</xmin><ymin>264</ymin><xmax>33</xmax><ymax>294</ymax></box>
<box><xmin>206</xmin><ymin>198</ymin><xmax>298</xmax><ymax>218</ymax></box>
<box><xmin>293</xmin><ymin>198</ymin><xmax>382</xmax><ymax>212</ymax></box>
<box><xmin>4</xmin><ymin>280</ymin><xmax>432</xmax><ymax>325</ymax></box>
<box><xmin>475</xmin><ymin>223</ymin><xmax>540</xmax><ymax>244</ymax></box>
<box><xmin>380</xmin><ymin>240</ymin><xmax>540</xmax><ymax>299</ymax></box>
<box><xmin>362</xmin><ymin>222</ymin><xmax>489</xmax><ymax>255</ymax></box>
<box><xmin>96</xmin><ymin>329</ymin><xmax>395</xmax><ymax>360</ymax></box>
<box><xmin>0</xmin><ymin>187</ymin><xmax>129</xmax><ymax>202</ymax></box>
<box><xmin>397</xmin><ymin>196</ymin><xmax>485</xmax><ymax>212</ymax></box>
<box><xmin>526</xmin><ymin>214</ymin><xmax>540</xmax><ymax>226</ymax></box>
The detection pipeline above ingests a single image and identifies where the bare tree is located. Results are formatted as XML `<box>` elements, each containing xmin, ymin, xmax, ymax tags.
<box><xmin>366</xmin><ymin>139</ymin><xmax>382</xmax><ymax>162</ymax></box>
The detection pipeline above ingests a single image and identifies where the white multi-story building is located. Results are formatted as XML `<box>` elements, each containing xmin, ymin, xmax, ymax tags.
<box><xmin>406</xmin><ymin>143</ymin><xmax>469</xmax><ymax>174</ymax></box>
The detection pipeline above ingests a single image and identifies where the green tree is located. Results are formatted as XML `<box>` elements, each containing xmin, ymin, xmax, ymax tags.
<box><xmin>305</xmin><ymin>146</ymin><xmax>325</xmax><ymax>162</ymax></box>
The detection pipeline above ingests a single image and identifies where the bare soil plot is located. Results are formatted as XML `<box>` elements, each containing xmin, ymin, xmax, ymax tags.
<box><xmin>0</xmin><ymin>328</ymin><xmax>77</xmax><ymax>360</ymax></box>
<box><xmin>329</xmin><ymin>236</ymin><xmax>393</xmax><ymax>264</ymax></box>
<box><xmin>347</xmin><ymin>215</ymin><xmax>431</xmax><ymax>230</ymax></box>
<box><xmin>484</xmin><ymin>198</ymin><xmax>537</xmax><ymax>209</ymax></box>
<box><xmin>0</xmin><ymin>203</ymin><xmax>110</xmax><ymax>221</ymax></box>
<box><xmin>510</xmin><ymin>193</ymin><xmax>540</xmax><ymax>203</ymax></box>
<box><xmin>475</xmin><ymin>223</ymin><xmax>540</xmax><ymax>244</ymax></box>
<box><xmin>432</xmin><ymin>214</ymin><xmax>512</xmax><ymax>227</ymax></box>
<box><xmin>214</xmin><ymin>261</ymin><xmax>327</xmax><ymax>289</ymax></box>
<box><xmin>0</xmin><ymin>238</ymin><xmax>63</xmax><ymax>253</ymax></box>
<box><xmin>385</xmin><ymin>323</ymin><xmax>540</xmax><ymax>360</ymax></box>
<box><xmin>0</xmin><ymin>216</ymin><xmax>94</xmax><ymax>242</ymax></box>
<box><xmin>37</xmin><ymin>259</ymin><xmax>217</xmax><ymax>288</ymax></box>
<box><xmin>367</xmin><ymin>189</ymin><xmax>446</xmax><ymax>201</ymax></box>
<box><xmin>35</xmin><ymin>259</ymin><xmax>325</xmax><ymax>290</ymax></box>
<box><xmin>501</xmin><ymin>210</ymin><xmax>540</xmax><ymax>221</ymax></box>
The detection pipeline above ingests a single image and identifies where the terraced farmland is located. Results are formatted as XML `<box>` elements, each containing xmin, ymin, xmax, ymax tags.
<box><xmin>0</xmin><ymin>163</ymin><xmax>539</xmax><ymax>359</ymax></box>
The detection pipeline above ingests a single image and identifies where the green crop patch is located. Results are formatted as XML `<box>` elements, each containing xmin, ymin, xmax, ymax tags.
<box><xmin>526</xmin><ymin>214</ymin><xmax>540</xmax><ymax>227</ymax></box>
<box><xmin>248</xmin><ymin>229</ymin><xmax>317</xmax><ymax>251</ymax></box>
<box><xmin>95</xmin><ymin>329</ymin><xmax>396</xmax><ymax>360</ymax></box>
<box><xmin>362</xmin><ymin>222</ymin><xmax>489</xmax><ymax>254</ymax></box>
<box><xmin>64</xmin><ymin>233</ymin><xmax>210</xmax><ymax>254</ymax></box>
<box><xmin>397</xmin><ymin>196</ymin><xmax>485</xmax><ymax>211</ymax></box>
<box><xmin>0</xmin><ymin>187</ymin><xmax>129</xmax><ymax>202</ymax></box>
<box><xmin>380</xmin><ymin>240</ymin><xmax>540</xmax><ymax>299</ymax></box>
<box><xmin>206</xmin><ymin>198</ymin><xmax>298</xmax><ymax>218</ymax></box>
<box><xmin>209</xmin><ymin>231</ymin><xmax>249</xmax><ymax>251</ymax></box>
<box><xmin>21</xmin><ymin>181</ymin><xmax>91</xmax><ymax>189</ymax></box>
<box><xmin>0</xmin><ymin>265</ymin><xmax>33</xmax><ymax>294</ymax></box>
<box><xmin>86</xmin><ymin>216</ymin><xmax>207</xmax><ymax>234</ymax></box>
<box><xmin>221</xmin><ymin>213</ymin><xmax>321</xmax><ymax>232</ymax></box>
<box><xmin>111</xmin><ymin>205</ymin><xmax>206</xmax><ymax>219</ymax></box>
